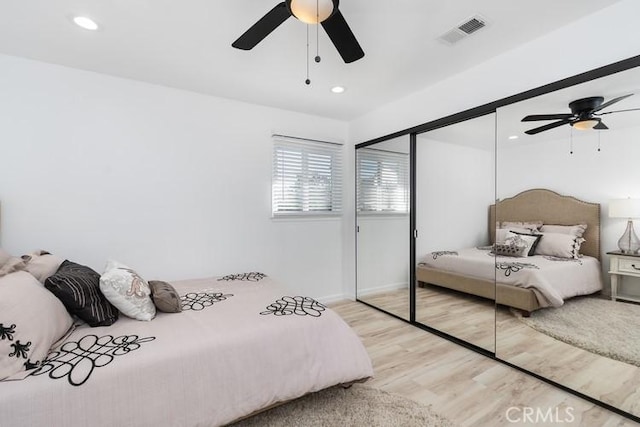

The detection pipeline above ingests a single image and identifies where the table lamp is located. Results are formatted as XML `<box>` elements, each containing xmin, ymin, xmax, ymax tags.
<box><xmin>609</xmin><ymin>198</ymin><xmax>640</xmax><ymax>254</ymax></box>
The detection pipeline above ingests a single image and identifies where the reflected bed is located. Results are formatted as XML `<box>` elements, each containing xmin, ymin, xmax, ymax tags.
<box><xmin>416</xmin><ymin>189</ymin><xmax>603</xmax><ymax>315</ymax></box>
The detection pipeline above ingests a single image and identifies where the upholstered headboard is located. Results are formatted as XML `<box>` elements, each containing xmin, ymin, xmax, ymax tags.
<box><xmin>489</xmin><ymin>189</ymin><xmax>601</xmax><ymax>260</ymax></box>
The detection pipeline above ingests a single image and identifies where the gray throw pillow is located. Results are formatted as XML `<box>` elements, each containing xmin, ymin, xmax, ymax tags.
<box><xmin>148</xmin><ymin>281</ymin><xmax>182</xmax><ymax>313</ymax></box>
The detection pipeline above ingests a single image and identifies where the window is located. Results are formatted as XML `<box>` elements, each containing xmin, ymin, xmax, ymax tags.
<box><xmin>357</xmin><ymin>148</ymin><xmax>409</xmax><ymax>214</ymax></box>
<box><xmin>272</xmin><ymin>136</ymin><xmax>343</xmax><ymax>216</ymax></box>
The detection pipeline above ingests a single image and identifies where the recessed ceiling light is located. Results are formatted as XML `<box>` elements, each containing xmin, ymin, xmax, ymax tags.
<box><xmin>72</xmin><ymin>16</ymin><xmax>99</xmax><ymax>31</ymax></box>
<box><xmin>508</xmin><ymin>135</ymin><xmax>519</xmax><ymax>140</ymax></box>
<box><xmin>331</xmin><ymin>86</ymin><xmax>346</xmax><ymax>94</ymax></box>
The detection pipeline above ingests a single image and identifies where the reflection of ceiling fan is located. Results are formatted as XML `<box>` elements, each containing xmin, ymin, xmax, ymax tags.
<box><xmin>232</xmin><ymin>0</ymin><xmax>364</xmax><ymax>64</ymax></box>
<box><xmin>521</xmin><ymin>94</ymin><xmax>640</xmax><ymax>135</ymax></box>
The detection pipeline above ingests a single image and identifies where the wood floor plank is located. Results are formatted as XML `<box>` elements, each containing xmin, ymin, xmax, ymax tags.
<box><xmin>330</xmin><ymin>300</ymin><xmax>639</xmax><ymax>427</ymax></box>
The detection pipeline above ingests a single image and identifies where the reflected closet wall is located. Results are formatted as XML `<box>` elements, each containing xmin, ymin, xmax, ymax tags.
<box><xmin>355</xmin><ymin>54</ymin><xmax>640</xmax><ymax>422</ymax></box>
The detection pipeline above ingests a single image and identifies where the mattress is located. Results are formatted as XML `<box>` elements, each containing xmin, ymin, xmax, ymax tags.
<box><xmin>419</xmin><ymin>247</ymin><xmax>603</xmax><ymax>308</ymax></box>
<box><xmin>0</xmin><ymin>274</ymin><xmax>373</xmax><ymax>427</ymax></box>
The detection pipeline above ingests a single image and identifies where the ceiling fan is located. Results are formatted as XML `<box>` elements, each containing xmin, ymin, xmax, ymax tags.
<box><xmin>232</xmin><ymin>0</ymin><xmax>364</xmax><ymax>64</ymax></box>
<box><xmin>521</xmin><ymin>94</ymin><xmax>640</xmax><ymax>135</ymax></box>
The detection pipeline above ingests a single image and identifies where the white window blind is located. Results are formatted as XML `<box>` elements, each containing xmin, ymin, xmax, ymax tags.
<box><xmin>357</xmin><ymin>148</ymin><xmax>409</xmax><ymax>214</ymax></box>
<box><xmin>272</xmin><ymin>136</ymin><xmax>343</xmax><ymax>216</ymax></box>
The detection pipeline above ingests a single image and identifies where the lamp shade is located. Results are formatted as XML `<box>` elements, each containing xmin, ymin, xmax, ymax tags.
<box><xmin>609</xmin><ymin>198</ymin><xmax>640</xmax><ymax>218</ymax></box>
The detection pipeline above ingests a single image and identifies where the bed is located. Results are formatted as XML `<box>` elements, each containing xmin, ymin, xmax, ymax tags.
<box><xmin>416</xmin><ymin>189</ymin><xmax>603</xmax><ymax>315</ymax></box>
<box><xmin>0</xmin><ymin>272</ymin><xmax>373</xmax><ymax>427</ymax></box>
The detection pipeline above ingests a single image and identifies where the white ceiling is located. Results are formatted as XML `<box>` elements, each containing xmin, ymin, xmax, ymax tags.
<box><xmin>0</xmin><ymin>0</ymin><xmax>621</xmax><ymax>120</ymax></box>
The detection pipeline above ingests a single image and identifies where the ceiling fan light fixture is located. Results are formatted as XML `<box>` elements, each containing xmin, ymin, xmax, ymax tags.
<box><xmin>289</xmin><ymin>0</ymin><xmax>336</xmax><ymax>24</ymax></box>
<box><xmin>571</xmin><ymin>118</ymin><xmax>600</xmax><ymax>131</ymax></box>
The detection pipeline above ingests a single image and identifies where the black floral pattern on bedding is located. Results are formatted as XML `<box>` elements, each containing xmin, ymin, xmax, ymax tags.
<box><xmin>180</xmin><ymin>292</ymin><xmax>234</xmax><ymax>311</ymax></box>
<box><xmin>543</xmin><ymin>256</ymin><xmax>583</xmax><ymax>265</ymax></box>
<box><xmin>1</xmin><ymin>323</ymin><xmax>36</xmax><ymax>371</ymax></box>
<box><xmin>217</xmin><ymin>272</ymin><xmax>266</xmax><ymax>282</ymax></box>
<box><xmin>496</xmin><ymin>262</ymin><xmax>540</xmax><ymax>277</ymax></box>
<box><xmin>260</xmin><ymin>296</ymin><xmax>326</xmax><ymax>317</ymax></box>
<box><xmin>431</xmin><ymin>251</ymin><xmax>459</xmax><ymax>260</ymax></box>
<box><xmin>30</xmin><ymin>334</ymin><xmax>155</xmax><ymax>386</ymax></box>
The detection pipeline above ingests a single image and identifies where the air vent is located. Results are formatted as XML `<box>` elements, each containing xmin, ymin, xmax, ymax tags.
<box><xmin>438</xmin><ymin>14</ymin><xmax>489</xmax><ymax>45</ymax></box>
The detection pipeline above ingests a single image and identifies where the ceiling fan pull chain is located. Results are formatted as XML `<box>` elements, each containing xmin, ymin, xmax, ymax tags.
<box><xmin>570</xmin><ymin>128</ymin><xmax>574</xmax><ymax>155</ymax></box>
<box><xmin>305</xmin><ymin>24</ymin><xmax>311</xmax><ymax>85</ymax></box>
<box><xmin>315</xmin><ymin>0</ymin><xmax>321</xmax><ymax>63</ymax></box>
<box><xmin>598</xmin><ymin>130</ymin><xmax>601</xmax><ymax>152</ymax></box>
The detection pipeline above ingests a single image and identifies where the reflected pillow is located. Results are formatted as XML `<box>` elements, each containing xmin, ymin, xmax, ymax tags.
<box><xmin>534</xmin><ymin>233</ymin><xmax>585</xmax><ymax>259</ymax></box>
<box><xmin>499</xmin><ymin>221</ymin><xmax>543</xmax><ymax>231</ymax></box>
<box><xmin>494</xmin><ymin>242</ymin><xmax>529</xmax><ymax>257</ymax></box>
<box><xmin>503</xmin><ymin>233</ymin><xmax>542</xmax><ymax>257</ymax></box>
<box><xmin>540</xmin><ymin>224</ymin><xmax>587</xmax><ymax>238</ymax></box>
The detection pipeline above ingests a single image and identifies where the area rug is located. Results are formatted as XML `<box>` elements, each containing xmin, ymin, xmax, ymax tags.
<box><xmin>512</xmin><ymin>296</ymin><xmax>640</xmax><ymax>367</ymax></box>
<box><xmin>231</xmin><ymin>384</ymin><xmax>454</xmax><ymax>427</ymax></box>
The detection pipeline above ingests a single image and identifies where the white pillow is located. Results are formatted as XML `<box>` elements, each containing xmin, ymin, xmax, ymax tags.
<box><xmin>539</xmin><ymin>224</ymin><xmax>587</xmax><ymax>238</ymax></box>
<box><xmin>100</xmin><ymin>260</ymin><xmax>156</xmax><ymax>321</ymax></box>
<box><xmin>534</xmin><ymin>233</ymin><xmax>585</xmax><ymax>259</ymax></box>
<box><xmin>22</xmin><ymin>250</ymin><xmax>64</xmax><ymax>284</ymax></box>
<box><xmin>0</xmin><ymin>271</ymin><xmax>73</xmax><ymax>380</ymax></box>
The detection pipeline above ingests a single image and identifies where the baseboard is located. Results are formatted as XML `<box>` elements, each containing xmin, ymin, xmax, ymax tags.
<box><xmin>317</xmin><ymin>293</ymin><xmax>348</xmax><ymax>305</ymax></box>
<box><xmin>357</xmin><ymin>282</ymin><xmax>408</xmax><ymax>297</ymax></box>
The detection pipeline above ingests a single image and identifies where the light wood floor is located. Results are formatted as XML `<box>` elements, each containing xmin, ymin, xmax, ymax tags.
<box><xmin>330</xmin><ymin>300</ymin><xmax>639</xmax><ymax>427</ymax></box>
<box><xmin>497</xmin><ymin>305</ymin><xmax>640</xmax><ymax>417</ymax></box>
<box><xmin>359</xmin><ymin>286</ymin><xmax>496</xmax><ymax>352</ymax></box>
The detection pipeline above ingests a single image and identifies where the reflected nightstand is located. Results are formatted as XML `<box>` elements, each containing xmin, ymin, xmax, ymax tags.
<box><xmin>607</xmin><ymin>251</ymin><xmax>640</xmax><ymax>302</ymax></box>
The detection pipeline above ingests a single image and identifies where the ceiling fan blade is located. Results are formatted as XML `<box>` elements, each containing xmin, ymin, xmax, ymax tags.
<box><xmin>524</xmin><ymin>119</ymin><xmax>572</xmax><ymax>135</ymax></box>
<box><xmin>596</xmin><ymin>107</ymin><xmax>640</xmax><ymax>116</ymax></box>
<box><xmin>321</xmin><ymin>10</ymin><xmax>364</xmax><ymax>63</ymax></box>
<box><xmin>232</xmin><ymin>2</ymin><xmax>291</xmax><ymax>50</ymax></box>
<box><xmin>593</xmin><ymin>121</ymin><xmax>609</xmax><ymax>130</ymax></box>
<box><xmin>521</xmin><ymin>114</ymin><xmax>574</xmax><ymax>122</ymax></box>
<box><xmin>591</xmin><ymin>93</ymin><xmax>634</xmax><ymax>113</ymax></box>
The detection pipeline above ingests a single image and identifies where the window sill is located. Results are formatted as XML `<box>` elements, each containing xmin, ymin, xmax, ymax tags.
<box><xmin>271</xmin><ymin>213</ymin><xmax>343</xmax><ymax>222</ymax></box>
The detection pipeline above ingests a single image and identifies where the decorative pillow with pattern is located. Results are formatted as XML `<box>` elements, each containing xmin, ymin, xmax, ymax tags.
<box><xmin>534</xmin><ymin>233</ymin><xmax>585</xmax><ymax>259</ymax></box>
<box><xmin>100</xmin><ymin>260</ymin><xmax>156</xmax><ymax>321</ymax></box>
<box><xmin>493</xmin><ymin>242</ymin><xmax>529</xmax><ymax>257</ymax></box>
<box><xmin>0</xmin><ymin>271</ymin><xmax>73</xmax><ymax>380</ymax></box>
<box><xmin>22</xmin><ymin>250</ymin><xmax>64</xmax><ymax>284</ymax></box>
<box><xmin>504</xmin><ymin>233</ymin><xmax>542</xmax><ymax>257</ymax></box>
<box><xmin>45</xmin><ymin>260</ymin><xmax>119</xmax><ymax>327</ymax></box>
<box><xmin>148</xmin><ymin>281</ymin><xmax>182</xmax><ymax>313</ymax></box>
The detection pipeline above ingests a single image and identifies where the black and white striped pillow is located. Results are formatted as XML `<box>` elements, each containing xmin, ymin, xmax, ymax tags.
<box><xmin>45</xmin><ymin>260</ymin><xmax>119</xmax><ymax>327</ymax></box>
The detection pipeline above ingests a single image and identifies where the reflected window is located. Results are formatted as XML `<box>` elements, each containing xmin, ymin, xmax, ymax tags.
<box><xmin>357</xmin><ymin>148</ymin><xmax>409</xmax><ymax>214</ymax></box>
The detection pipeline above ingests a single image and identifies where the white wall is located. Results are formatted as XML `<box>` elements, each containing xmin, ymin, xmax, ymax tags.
<box><xmin>0</xmin><ymin>54</ymin><xmax>348</xmax><ymax>301</ymax></box>
<box><xmin>416</xmin><ymin>138</ymin><xmax>494</xmax><ymax>259</ymax></box>
<box><xmin>345</xmin><ymin>0</ymin><xmax>640</xmax><ymax>297</ymax></box>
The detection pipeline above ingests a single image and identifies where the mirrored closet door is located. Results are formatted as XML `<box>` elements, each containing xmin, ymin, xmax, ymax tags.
<box><xmin>495</xmin><ymin>63</ymin><xmax>640</xmax><ymax>417</ymax></box>
<box><xmin>414</xmin><ymin>114</ymin><xmax>497</xmax><ymax>352</ymax></box>
<box><xmin>356</xmin><ymin>135</ymin><xmax>412</xmax><ymax>320</ymax></box>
